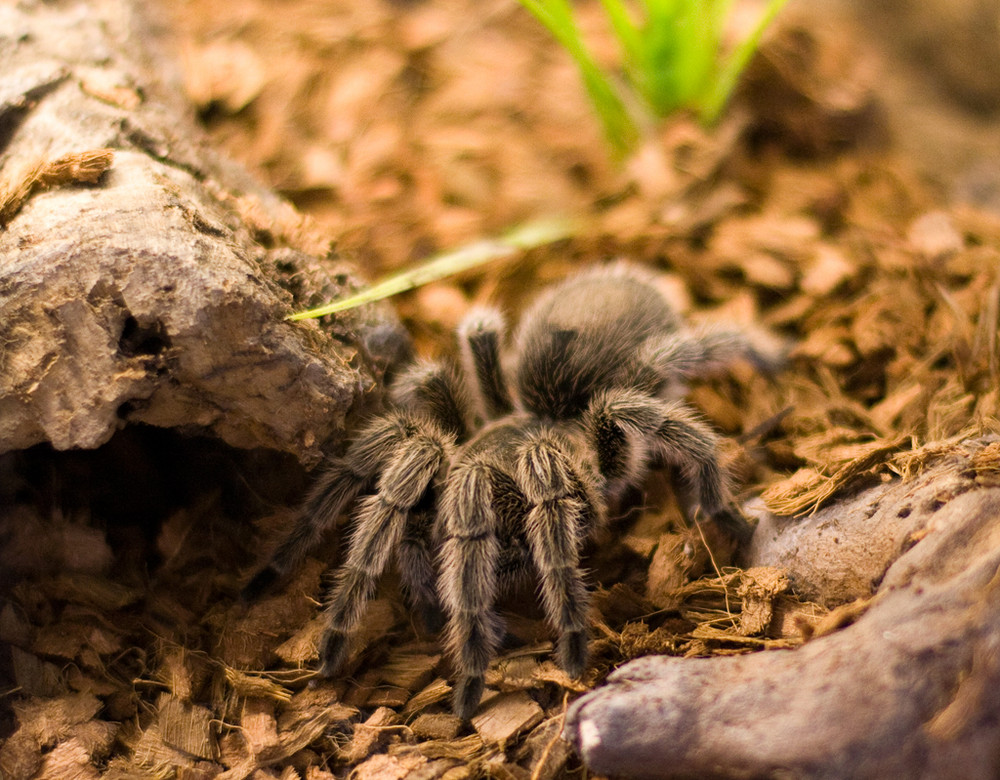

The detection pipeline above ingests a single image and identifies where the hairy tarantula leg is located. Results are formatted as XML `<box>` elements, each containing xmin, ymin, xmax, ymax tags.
<box><xmin>458</xmin><ymin>307</ymin><xmax>513</xmax><ymax>419</ymax></box>
<box><xmin>516</xmin><ymin>433</ymin><xmax>592</xmax><ymax>680</ymax></box>
<box><xmin>586</xmin><ymin>389</ymin><xmax>751</xmax><ymax>544</ymax></box>
<box><xmin>439</xmin><ymin>462</ymin><xmax>504</xmax><ymax>720</ymax></box>
<box><xmin>630</xmin><ymin>325</ymin><xmax>787</xmax><ymax>395</ymax></box>
<box><xmin>397</xmin><ymin>515</ymin><xmax>446</xmax><ymax>633</ymax></box>
<box><xmin>319</xmin><ymin>426</ymin><xmax>452</xmax><ymax>677</ymax></box>
<box><xmin>241</xmin><ymin>462</ymin><xmax>365</xmax><ymax>602</ymax></box>
<box><xmin>241</xmin><ymin>414</ymin><xmax>422</xmax><ymax>602</ymax></box>
<box><xmin>390</xmin><ymin>359</ymin><xmax>475</xmax><ymax>439</ymax></box>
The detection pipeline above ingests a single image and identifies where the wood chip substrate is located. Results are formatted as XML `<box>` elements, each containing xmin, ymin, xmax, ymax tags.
<box><xmin>3</xmin><ymin>1</ymin><xmax>1000</xmax><ymax>778</ymax></box>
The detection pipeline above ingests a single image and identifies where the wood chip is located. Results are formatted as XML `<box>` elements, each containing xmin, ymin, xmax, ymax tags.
<box><xmin>405</xmin><ymin>734</ymin><xmax>483</xmax><ymax>762</ymax></box>
<box><xmin>275</xmin><ymin>684</ymin><xmax>357</xmax><ymax>737</ymax></box>
<box><xmin>225</xmin><ymin>668</ymin><xmax>293</xmax><ymax>703</ymax></box>
<box><xmin>10</xmin><ymin>646</ymin><xmax>64</xmax><ymax>696</ymax></box>
<box><xmin>132</xmin><ymin>723</ymin><xmax>199</xmax><ymax>773</ymax></box>
<box><xmin>736</xmin><ymin>567</ymin><xmax>791</xmax><ymax>636</ymax></box>
<box><xmin>379</xmin><ymin>651</ymin><xmax>441</xmax><ymax>692</ymax></box>
<box><xmin>352</xmin><ymin>752</ymin><xmax>427</xmax><ymax>780</ymax></box>
<box><xmin>801</xmin><ymin>245</ymin><xmax>855</xmax><ymax>297</ymax></box>
<box><xmin>341</xmin><ymin>706</ymin><xmax>398</xmax><ymax>764</ymax></box>
<box><xmin>486</xmin><ymin>651</ymin><xmax>546</xmax><ymax>691</ymax></box>
<box><xmin>158</xmin><ymin>695</ymin><xmax>217</xmax><ymax>760</ymax></box>
<box><xmin>304</xmin><ymin>767</ymin><xmax>337</xmax><ymax>780</ymax></box>
<box><xmin>273</xmin><ymin>615</ymin><xmax>323</xmax><ymax>664</ymax></box>
<box><xmin>365</xmin><ymin>685</ymin><xmax>411</xmax><ymax>710</ymax></box>
<box><xmin>646</xmin><ymin>533</ymin><xmax>692</xmax><ymax>609</ymax></box>
<box><xmin>402</xmin><ymin>677</ymin><xmax>452</xmax><ymax>716</ymax></box>
<box><xmin>12</xmin><ymin>692</ymin><xmax>102</xmax><ymax>746</ymax></box>
<box><xmin>43</xmin><ymin>573</ymin><xmax>142</xmax><ymax>611</ymax></box>
<box><xmin>0</xmin><ymin>149</ymin><xmax>113</xmax><ymax>228</ymax></box>
<box><xmin>410</xmin><ymin>713</ymin><xmax>463</xmax><ymax>741</ymax></box>
<box><xmin>908</xmin><ymin>211</ymin><xmax>964</xmax><ymax>259</ymax></box>
<box><xmin>240</xmin><ymin>698</ymin><xmax>280</xmax><ymax>758</ymax></box>
<box><xmin>471</xmin><ymin>691</ymin><xmax>544</xmax><ymax>745</ymax></box>
<box><xmin>516</xmin><ymin>715</ymin><xmax>573</xmax><ymax>780</ymax></box>
<box><xmin>34</xmin><ymin>738</ymin><xmax>101</xmax><ymax>780</ymax></box>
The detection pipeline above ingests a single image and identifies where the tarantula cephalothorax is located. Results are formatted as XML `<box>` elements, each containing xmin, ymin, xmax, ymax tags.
<box><xmin>244</xmin><ymin>264</ymin><xmax>783</xmax><ymax>718</ymax></box>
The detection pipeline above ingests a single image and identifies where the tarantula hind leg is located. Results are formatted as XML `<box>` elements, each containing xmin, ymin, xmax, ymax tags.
<box><xmin>317</xmin><ymin>426</ymin><xmax>452</xmax><ymax>676</ymax></box>
<box><xmin>639</xmin><ymin>323</ymin><xmax>787</xmax><ymax>385</ymax></box>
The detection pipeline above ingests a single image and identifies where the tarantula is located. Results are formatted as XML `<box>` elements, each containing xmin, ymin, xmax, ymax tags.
<box><xmin>244</xmin><ymin>264</ymin><xmax>783</xmax><ymax>719</ymax></box>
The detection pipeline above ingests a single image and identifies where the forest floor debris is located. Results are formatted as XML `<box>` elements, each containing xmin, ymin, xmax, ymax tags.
<box><xmin>2</xmin><ymin>1</ymin><xmax>1000</xmax><ymax>777</ymax></box>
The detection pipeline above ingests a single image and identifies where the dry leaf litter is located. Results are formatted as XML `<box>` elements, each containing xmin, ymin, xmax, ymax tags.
<box><xmin>2</xmin><ymin>2</ymin><xmax>1000</xmax><ymax>779</ymax></box>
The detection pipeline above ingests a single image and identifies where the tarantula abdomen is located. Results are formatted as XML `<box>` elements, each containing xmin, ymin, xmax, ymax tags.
<box><xmin>244</xmin><ymin>264</ymin><xmax>785</xmax><ymax>719</ymax></box>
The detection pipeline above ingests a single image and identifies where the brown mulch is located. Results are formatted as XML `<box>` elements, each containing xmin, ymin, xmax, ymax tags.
<box><xmin>3</xmin><ymin>2</ymin><xmax>1000</xmax><ymax>779</ymax></box>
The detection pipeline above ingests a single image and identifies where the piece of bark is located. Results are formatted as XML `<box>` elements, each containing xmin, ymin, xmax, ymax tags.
<box><xmin>410</xmin><ymin>713</ymin><xmax>463</xmax><ymax>741</ymax></box>
<box><xmin>351</xmin><ymin>753</ymin><xmax>428</xmax><ymax>780</ymax></box>
<box><xmin>341</xmin><ymin>706</ymin><xmax>398</xmax><ymax>764</ymax></box>
<box><xmin>471</xmin><ymin>691</ymin><xmax>544</xmax><ymax>745</ymax></box>
<box><xmin>34</xmin><ymin>739</ymin><xmax>101</xmax><ymax>780</ymax></box>
<box><xmin>158</xmin><ymin>695</ymin><xmax>217</xmax><ymax>761</ymax></box>
<box><xmin>745</xmin><ymin>439</ymin><xmax>996</xmax><ymax>606</ymax></box>
<box><xmin>565</xmin><ymin>437</ymin><xmax>1000</xmax><ymax>778</ymax></box>
<box><xmin>0</xmin><ymin>0</ymin><xmax>407</xmax><ymax>464</ymax></box>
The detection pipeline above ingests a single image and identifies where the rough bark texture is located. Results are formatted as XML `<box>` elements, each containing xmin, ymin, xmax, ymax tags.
<box><xmin>565</xmin><ymin>438</ymin><xmax>1000</xmax><ymax>779</ymax></box>
<box><xmin>742</xmin><ymin>442</ymin><xmax>994</xmax><ymax>606</ymax></box>
<box><xmin>0</xmin><ymin>0</ymin><xmax>406</xmax><ymax>464</ymax></box>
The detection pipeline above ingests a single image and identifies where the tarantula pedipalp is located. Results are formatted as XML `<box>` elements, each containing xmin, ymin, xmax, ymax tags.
<box><xmin>244</xmin><ymin>264</ymin><xmax>784</xmax><ymax>719</ymax></box>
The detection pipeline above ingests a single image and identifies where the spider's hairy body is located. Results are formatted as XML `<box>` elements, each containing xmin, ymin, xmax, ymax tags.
<box><xmin>244</xmin><ymin>264</ymin><xmax>784</xmax><ymax>719</ymax></box>
<box><xmin>514</xmin><ymin>270</ymin><xmax>680</xmax><ymax>418</ymax></box>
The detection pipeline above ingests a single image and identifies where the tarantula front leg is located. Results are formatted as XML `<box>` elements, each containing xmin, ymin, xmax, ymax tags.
<box><xmin>389</xmin><ymin>359</ymin><xmax>473</xmax><ymax>439</ymax></box>
<box><xmin>440</xmin><ymin>433</ymin><xmax>596</xmax><ymax>720</ymax></box>
<box><xmin>438</xmin><ymin>460</ymin><xmax>505</xmax><ymax>719</ymax></box>
<box><xmin>318</xmin><ymin>419</ymin><xmax>454</xmax><ymax>676</ymax></box>
<box><xmin>439</xmin><ymin>431</ymin><xmax>604</xmax><ymax>719</ymax></box>
<box><xmin>241</xmin><ymin>414</ymin><xmax>427</xmax><ymax>602</ymax></box>
<box><xmin>585</xmin><ymin>389</ymin><xmax>751</xmax><ymax>545</ymax></box>
<box><xmin>514</xmin><ymin>432</ymin><xmax>594</xmax><ymax>678</ymax></box>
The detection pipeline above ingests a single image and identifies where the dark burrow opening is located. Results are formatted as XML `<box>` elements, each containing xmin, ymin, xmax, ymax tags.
<box><xmin>0</xmin><ymin>424</ymin><xmax>311</xmax><ymax>737</ymax></box>
<box><xmin>1</xmin><ymin>424</ymin><xmax>309</xmax><ymax>586</ymax></box>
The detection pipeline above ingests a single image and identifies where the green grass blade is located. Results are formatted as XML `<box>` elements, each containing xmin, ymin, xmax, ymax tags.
<box><xmin>516</xmin><ymin>0</ymin><xmax>638</xmax><ymax>154</ymax></box>
<box><xmin>701</xmin><ymin>0</ymin><xmax>791</xmax><ymax>123</ymax></box>
<box><xmin>518</xmin><ymin>0</ymin><xmax>573</xmax><ymax>36</ymax></box>
<box><xmin>286</xmin><ymin>218</ymin><xmax>576</xmax><ymax>320</ymax></box>
<box><xmin>600</xmin><ymin>0</ymin><xmax>642</xmax><ymax>66</ymax></box>
<box><xmin>515</xmin><ymin>0</ymin><xmax>789</xmax><ymax>148</ymax></box>
<box><xmin>641</xmin><ymin>5</ymin><xmax>682</xmax><ymax>112</ymax></box>
<box><xmin>671</xmin><ymin>0</ymin><xmax>727</xmax><ymax>107</ymax></box>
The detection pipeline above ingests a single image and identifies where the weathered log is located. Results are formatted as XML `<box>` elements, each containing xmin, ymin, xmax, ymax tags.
<box><xmin>0</xmin><ymin>0</ymin><xmax>406</xmax><ymax>464</ymax></box>
<box><xmin>565</xmin><ymin>438</ymin><xmax>1000</xmax><ymax>779</ymax></box>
